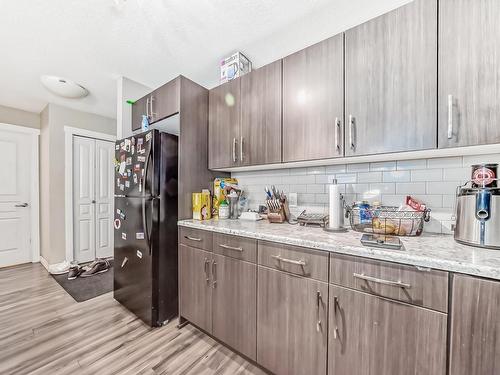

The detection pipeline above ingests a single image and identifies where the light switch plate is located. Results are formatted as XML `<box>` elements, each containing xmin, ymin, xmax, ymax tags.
<box><xmin>288</xmin><ymin>192</ymin><xmax>298</xmax><ymax>207</ymax></box>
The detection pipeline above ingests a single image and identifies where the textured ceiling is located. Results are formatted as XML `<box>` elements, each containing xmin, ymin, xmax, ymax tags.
<box><xmin>0</xmin><ymin>0</ymin><xmax>411</xmax><ymax>118</ymax></box>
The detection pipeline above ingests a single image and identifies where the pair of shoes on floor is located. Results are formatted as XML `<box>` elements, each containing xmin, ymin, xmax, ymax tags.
<box><xmin>68</xmin><ymin>258</ymin><xmax>111</xmax><ymax>280</ymax></box>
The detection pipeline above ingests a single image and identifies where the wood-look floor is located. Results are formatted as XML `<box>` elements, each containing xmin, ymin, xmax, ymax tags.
<box><xmin>0</xmin><ymin>263</ymin><xmax>267</xmax><ymax>375</ymax></box>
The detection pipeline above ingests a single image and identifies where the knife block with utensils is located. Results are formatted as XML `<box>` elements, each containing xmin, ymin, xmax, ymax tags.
<box><xmin>266</xmin><ymin>198</ymin><xmax>287</xmax><ymax>223</ymax></box>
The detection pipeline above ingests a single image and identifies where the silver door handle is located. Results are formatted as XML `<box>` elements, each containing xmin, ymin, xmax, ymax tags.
<box><xmin>184</xmin><ymin>235</ymin><xmax>202</xmax><ymax>242</ymax></box>
<box><xmin>232</xmin><ymin>138</ymin><xmax>237</xmax><ymax>163</ymax></box>
<box><xmin>353</xmin><ymin>273</ymin><xmax>411</xmax><ymax>289</ymax></box>
<box><xmin>212</xmin><ymin>260</ymin><xmax>217</xmax><ymax>288</ymax></box>
<box><xmin>150</xmin><ymin>95</ymin><xmax>157</xmax><ymax>119</ymax></box>
<box><xmin>447</xmin><ymin>94</ymin><xmax>453</xmax><ymax>139</ymax></box>
<box><xmin>335</xmin><ymin>117</ymin><xmax>341</xmax><ymax>153</ymax></box>
<box><xmin>91</xmin><ymin>200</ymin><xmax>96</xmax><ymax>204</ymax></box>
<box><xmin>271</xmin><ymin>254</ymin><xmax>306</xmax><ymax>267</ymax></box>
<box><xmin>316</xmin><ymin>291</ymin><xmax>322</xmax><ymax>333</ymax></box>
<box><xmin>146</xmin><ymin>97</ymin><xmax>150</xmax><ymax>118</ymax></box>
<box><xmin>349</xmin><ymin>115</ymin><xmax>355</xmax><ymax>150</ymax></box>
<box><xmin>15</xmin><ymin>203</ymin><xmax>29</xmax><ymax>207</ymax></box>
<box><xmin>240</xmin><ymin>136</ymin><xmax>244</xmax><ymax>162</ymax></box>
<box><xmin>204</xmin><ymin>258</ymin><xmax>210</xmax><ymax>284</ymax></box>
<box><xmin>333</xmin><ymin>296</ymin><xmax>340</xmax><ymax>339</ymax></box>
<box><xmin>219</xmin><ymin>243</ymin><xmax>243</xmax><ymax>252</ymax></box>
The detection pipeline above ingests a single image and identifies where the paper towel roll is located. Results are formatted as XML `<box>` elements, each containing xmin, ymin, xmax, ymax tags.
<box><xmin>328</xmin><ymin>182</ymin><xmax>341</xmax><ymax>230</ymax></box>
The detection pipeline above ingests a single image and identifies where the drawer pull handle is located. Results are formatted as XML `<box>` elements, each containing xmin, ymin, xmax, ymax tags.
<box><xmin>333</xmin><ymin>296</ymin><xmax>340</xmax><ymax>340</ymax></box>
<box><xmin>185</xmin><ymin>235</ymin><xmax>202</xmax><ymax>242</ymax></box>
<box><xmin>212</xmin><ymin>260</ymin><xmax>217</xmax><ymax>288</ymax></box>
<box><xmin>204</xmin><ymin>258</ymin><xmax>210</xmax><ymax>284</ymax></box>
<box><xmin>316</xmin><ymin>291</ymin><xmax>323</xmax><ymax>333</ymax></box>
<box><xmin>219</xmin><ymin>244</ymin><xmax>243</xmax><ymax>252</ymax></box>
<box><xmin>271</xmin><ymin>255</ymin><xmax>306</xmax><ymax>267</ymax></box>
<box><xmin>353</xmin><ymin>273</ymin><xmax>411</xmax><ymax>289</ymax></box>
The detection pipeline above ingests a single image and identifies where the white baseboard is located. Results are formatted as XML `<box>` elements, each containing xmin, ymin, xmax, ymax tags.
<box><xmin>39</xmin><ymin>256</ymin><xmax>70</xmax><ymax>274</ymax></box>
<box><xmin>39</xmin><ymin>256</ymin><xmax>49</xmax><ymax>271</ymax></box>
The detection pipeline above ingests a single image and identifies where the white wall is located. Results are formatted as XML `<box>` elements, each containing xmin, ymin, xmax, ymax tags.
<box><xmin>232</xmin><ymin>153</ymin><xmax>500</xmax><ymax>235</ymax></box>
<box><xmin>0</xmin><ymin>104</ymin><xmax>40</xmax><ymax>129</ymax></box>
<box><xmin>116</xmin><ymin>76</ymin><xmax>151</xmax><ymax>139</ymax></box>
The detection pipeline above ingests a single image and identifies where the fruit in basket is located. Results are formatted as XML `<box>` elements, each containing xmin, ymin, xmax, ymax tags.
<box><xmin>372</xmin><ymin>218</ymin><xmax>381</xmax><ymax>229</ymax></box>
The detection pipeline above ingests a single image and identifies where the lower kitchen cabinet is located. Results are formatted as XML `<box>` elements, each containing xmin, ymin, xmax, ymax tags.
<box><xmin>212</xmin><ymin>253</ymin><xmax>257</xmax><ymax>360</ymax></box>
<box><xmin>329</xmin><ymin>285</ymin><xmax>447</xmax><ymax>375</ymax></box>
<box><xmin>257</xmin><ymin>266</ymin><xmax>328</xmax><ymax>375</ymax></box>
<box><xmin>179</xmin><ymin>244</ymin><xmax>212</xmax><ymax>332</ymax></box>
<box><xmin>449</xmin><ymin>274</ymin><xmax>500</xmax><ymax>375</ymax></box>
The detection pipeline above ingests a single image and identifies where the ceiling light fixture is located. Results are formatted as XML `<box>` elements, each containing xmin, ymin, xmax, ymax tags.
<box><xmin>40</xmin><ymin>75</ymin><xmax>89</xmax><ymax>99</ymax></box>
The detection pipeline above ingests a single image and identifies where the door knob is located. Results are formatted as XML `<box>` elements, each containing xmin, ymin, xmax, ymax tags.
<box><xmin>15</xmin><ymin>203</ymin><xmax>28</xmax><ymax>207</ymax></box>
<box><xmin>92</xmin><ymin>200</ymin><xmax>96</xmax><ymax>204</ymax></box>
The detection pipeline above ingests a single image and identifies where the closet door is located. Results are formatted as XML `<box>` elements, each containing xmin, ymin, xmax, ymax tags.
<box><xmin>73</xmin><ymin>136</ymin><xmax>96</xmax><ymax>263</ymax></box>
<box><xmin>95</xmin><ymin>140</ymin><xmax>115</xmax><ymax>259</ymax></box>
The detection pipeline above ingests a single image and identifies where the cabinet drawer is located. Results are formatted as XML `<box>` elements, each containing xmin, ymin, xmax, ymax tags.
<box><xmin>179</xmin><ymin>227</ymin><xmax>213</xmax><ymax>251</ymax></box>
<box><xmin>330</xmin><ymin>253</ymin><xmax>448</xmax><ymax>313</ymax></box>
<box><xmin>213</xmin><ymin>233</ymin><xmax>257</xmax><ymax>263</ymax></box>
<box><xmin>258</xmin><ymin>241</ymin><xmax>329</xmax><ymax>282</ymax></box>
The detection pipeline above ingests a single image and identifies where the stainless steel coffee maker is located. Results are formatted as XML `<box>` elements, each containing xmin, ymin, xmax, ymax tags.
<box><xmin>454</xmin><ymin>164</ymin><xmax>500</xmax><ymax>249</ymax></box>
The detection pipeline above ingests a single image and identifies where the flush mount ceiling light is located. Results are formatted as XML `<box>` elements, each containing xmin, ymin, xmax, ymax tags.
<box><xmin>40</xmin><ymin>75</ymin><xmax>89</xmax><ymax>99</ymax></box>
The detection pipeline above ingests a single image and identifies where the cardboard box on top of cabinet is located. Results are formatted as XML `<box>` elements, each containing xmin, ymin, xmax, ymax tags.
<box><xmin>220</xmin><ymin>52</ymin><xmax>252</xmax><ymax>84</ymax></box>
<box><xmin>192</xmin><ymin>190</ymin><xmax>211</xmax><ymax>220</ymax></box>
<box><xmin>213</xmin><ymin>178</ymin><xmax>238</xmax><ymax>217</ymax></box>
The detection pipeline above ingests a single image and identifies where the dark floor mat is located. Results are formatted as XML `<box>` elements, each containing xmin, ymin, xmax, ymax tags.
<box><xmin>51</xmin><ymin>260</ymin><xmax>113</xmax><ymax>302</ymax></box>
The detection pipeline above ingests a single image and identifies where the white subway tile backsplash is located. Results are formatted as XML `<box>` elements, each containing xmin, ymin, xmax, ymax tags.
<box><xmin>427</xmin><ymin>181</ymin><xmax>461</xmax><ymax>195</ymax></box>
<box><xmin>396</xmin><ymin>182</ymin><xmax>426</xmax><ymax>195</ymax></box>
<box><xmin>307</xmin><ymin>166</ymin><xmax>326</xmax><ymax>175</ymax></box>
<box><xmin>443</xmin><ymin>167</ymin><xmax>469</xmax><ymax>181</ymax></box>
<box><xmin>232</xmin><ymin>152</ymin><xmax>500</xmax><ymax>234</ymax></box>
<box><xmin>370</xmin><ymin>161</ymin><xmax>397</xmax><ymax>171</ymax></box>
<box><xmin>383</xmin><ymin>170</ymin><xmax>411</xmax><ymax>182</ymax></box>
<box><xmin>396</xmin><ymin>159</ymin><xmax>427</xmax><ymax>170</ymax></box>
<box><xmin>427</xmin><ymin>156</ymin><xmax>462</xmax><ymax>169</ymax></box>
<box><xmin>357</xmin><ymin>171</ymin><xmax>383</xmax><ymax>183</ymax></box>
<box><xmin>334</xmin><ymin>173</ymin><xmax>357</xmax><ymax>184</ymax></box>
<box><xmin>347</xmin><ymin>163</ymin><xmax>370</xmax><ymax>172</ymax></box>
<box><xmin>411</xmin><ymin>169</ymin><xmax>442</xmax><ymax>182</ymax></box>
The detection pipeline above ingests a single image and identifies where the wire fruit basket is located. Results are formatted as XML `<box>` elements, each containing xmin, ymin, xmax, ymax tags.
<box><xmin>345</xmin><ymin>205</ymin><xmax>431</xmax><ymax>237</ymax></box>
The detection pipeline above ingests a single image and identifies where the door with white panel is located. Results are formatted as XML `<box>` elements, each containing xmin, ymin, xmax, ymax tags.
<box><xmin>0</xmin><ymin>129</ymin><xmax>32</xmax><ymax>267</ymax></box>
<box><xmin>73</xmin><ymin>136</ymin><xmax>114</xmax><ymax>263</ymax></box>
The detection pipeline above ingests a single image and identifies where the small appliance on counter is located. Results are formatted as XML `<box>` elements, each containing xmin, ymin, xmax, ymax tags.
<box><xmin>454</xmin><ymin>163</ymin><xmax>500</xmax><ymax>249</ymax></box>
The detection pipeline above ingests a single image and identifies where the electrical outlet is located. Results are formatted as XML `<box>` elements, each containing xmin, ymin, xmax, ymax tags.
<box><xmin>288</xmin><ymin>192</ymin><xmax>298</xmax><ymax>207</ymax></box>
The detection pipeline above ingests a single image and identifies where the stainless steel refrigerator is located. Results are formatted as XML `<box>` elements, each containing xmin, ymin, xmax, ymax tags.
<box><xmin>113</xmin><ymin>129</ymin><xmax>178</xmax><ymax>327</ymax></box>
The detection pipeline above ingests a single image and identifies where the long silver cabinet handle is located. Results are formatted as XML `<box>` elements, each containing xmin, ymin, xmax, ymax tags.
<box><xmin>232</xmin><ymin>138</ymin><xmax>237</xmax><ymax>163</ymax></box>
<box><xmin>316</xmin><ymin>291</ymin><xmax>322</xmax><ymax>333</ymax></box>
<box><xmin>271</xmin><ymin>254</ymin><xmax>306</xmax><ymax>267</ymax></box>
<box><xmin>333</xmin><ymin>296</ymin><xmax>340</xmax><ymax>339</ymax></box>
<box><xmin>335</xmin><ymin>117</ymin><xmax>341</xmax><ymax>153</ymax></box>
<box><xmin>219</xmin><ymin>244</ymin><xmax>243</xmax><ymax>252</ymax></box>
<box><xmin>353</xmin><ymin>273</ymin><xmax>411</xmax><ymax>289</ymax></box>
<box><xmin>204</xmin><ymin>258</ymin><xmax>210</xmax><ymax>284</ymax></box>
<box><xmin>240</xmin><ymin>136</ymin><xmax>244</xmax><ymax>162</ymax></box>
<box><xmin>212</xmin><ymin>260</ymin><xmax>217</xmax><ymax>288</ymax></box>
<box><xmin>447</xmin><ymin>94</ymin><xmax>453</xmax><ymax>139</ymax></box>
<box><xmin>184</xmin><ymin>235</ymin><xmax>202</xmax><ymax>242</ymax></box>
<box><xmin>146</xmin><ymin>97</ymin><xmax>150</xmax><ymax>118</ymax></box>
<box><xmin>349</xmin><ymin>115</ymin><xmax>355</xmax><ymax>150</ymax></box>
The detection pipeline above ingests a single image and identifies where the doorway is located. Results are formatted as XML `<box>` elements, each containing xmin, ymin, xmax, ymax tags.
<box><xmin>0</xmin><ymin>124</ymin><xmax>40</xmax><ymax>268</ymax></box>
<box><xmin>72</xmin><ymin>135</ymin><xmax>115</xmax><ymax>263</ymax></box>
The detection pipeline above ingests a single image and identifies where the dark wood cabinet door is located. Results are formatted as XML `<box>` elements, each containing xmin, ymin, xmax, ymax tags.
<box><xmin>438</xmin><ymin>0</ymin><xmax>500</xmax><ymax>148</ymax></box>
<box><xmin>212</xmin><ymin>254</ymin><xmax>257</xmax><ymax>360</ymax></box>
<box><xmin>240</xmin><ymin>60</ymin><xmax>282</xmax><ymax>166</ymax></box>
<box><xmin>282</xmin><ymin>34</ymin><xmax>344</xmax><ymax>162</ymax></box>
<box><xmin>179</xmin><ymin>244</ymin><xmax>212</xmax><ymax>333</ymax></box>
<box><xmin>449</xmin><ymin>274</ymin><xmax>500</xmax><ymax>375</ymax></box>
<box><xmin>345</xmin><ymin>0</ymin><xmax>437</xmax><ymax>156</ymax></box>
<box><xmin>151</xmin><ymin>77</ymin><xmax>180</xmax><ymax>123</ymax></box>
<box><xmin>131</xmin><ymin>96</ymin><xmax>148</xmax><ymax>131</ymax></box>
<box><xmin>208</xmin><ymin>79</ymin><xmax>240</xmax><ymax>169</ymax></box>
<box><xmin>257</xmin><ymin>267</ymin><xmax>328</xmax><ymax>375</ymax></box>
<box><xmin>329</xmin><ymin>285</ymin><xmax>447</xmax><ymax>375</ymax></box>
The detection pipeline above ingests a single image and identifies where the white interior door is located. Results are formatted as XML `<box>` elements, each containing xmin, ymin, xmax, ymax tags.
<box><xmin>73</xmin><ymin>136</ymin><xmax>96</xmax><ymax>263</ymax></box>
<box><xmin>0</xmin><ymin>129</ymin><xmax>32</xmax><ymax>267</ymax></box>
<box><xmin>94</xmin><ymin>139</ymin><xmax>114</xmax><ymax>259</ymax></box>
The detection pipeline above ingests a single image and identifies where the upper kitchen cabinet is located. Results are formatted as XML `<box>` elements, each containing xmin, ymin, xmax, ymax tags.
<box><xmin>438</xmin><ymin>0</ymin><xmax>500</xmax><ymax>148</ymax></box>
<box><xmin>345</xmin><ymin>0</ymin><xmax>437</xmax><ymax>157</ymax></box>
<box><xmin>131</xmin><ymin>77</ymin><xmax>180</xmax><ymax>131</ymax></box>
<box><xmin>240</xmin><ymin>60</ymin><xmax>282</xmax><ymax>166</ymax></box>
<box><xmin>283</xmin><ymin>35</ymin><xmax>344</xmax><ymax>162</ymax></box>
<box><xmin>208</xmin><ymin>79</ymin><xmax>240</xmax><ymax>169</ymax></box>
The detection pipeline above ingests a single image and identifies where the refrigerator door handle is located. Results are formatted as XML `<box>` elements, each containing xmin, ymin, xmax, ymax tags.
<box><xmin>143</xmin><ymin>146</ymin><xmax>151</xmax><ymax>197</ymax></box>
<box><xmin>142</xmin><ymin>198</ymin><xmax>150</xmax><ymax>252</ymax></box>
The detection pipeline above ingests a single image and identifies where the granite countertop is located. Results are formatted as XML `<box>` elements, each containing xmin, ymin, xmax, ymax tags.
<box><xmin>178</xmin><ymin>219</ymin><xmax>500</xmax><ymax>280</ymax></box>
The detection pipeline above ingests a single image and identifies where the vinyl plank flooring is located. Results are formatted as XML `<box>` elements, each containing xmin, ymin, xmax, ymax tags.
<box><xmin>0</xmin><ymin>263</ymin><xmax>266</xmax><ymax>375</ymax></box>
